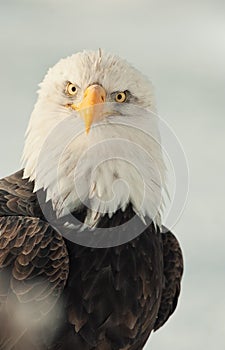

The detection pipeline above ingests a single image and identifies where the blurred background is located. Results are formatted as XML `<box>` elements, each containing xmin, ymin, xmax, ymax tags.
<box><xmin>0</xmin><ymin>0</ymin><xmax>225</xmax><ymax>348</ymax></box>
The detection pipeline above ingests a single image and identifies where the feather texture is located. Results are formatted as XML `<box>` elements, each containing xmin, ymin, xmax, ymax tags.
<box><xmin>0</xmin><ymin>170</ymin><xmax>183</xmax><ymax>349</ymax></box>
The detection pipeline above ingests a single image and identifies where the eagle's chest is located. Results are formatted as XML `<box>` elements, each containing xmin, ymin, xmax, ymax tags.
<box><xmin>63</xmin><ymin>227</ymin><xmax>164</xmax><ymax>349</ymax></box>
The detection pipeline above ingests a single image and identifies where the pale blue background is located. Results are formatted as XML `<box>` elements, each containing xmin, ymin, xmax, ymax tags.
<box><xmin>0</xmin><ymin>1</ymin><xmax>225</xmax><ymax>349</ymax></box>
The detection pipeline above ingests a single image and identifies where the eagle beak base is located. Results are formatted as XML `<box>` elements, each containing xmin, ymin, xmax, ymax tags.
<box><xmin>71</xmin><ymin>84</ymin><xmax>106</xmax><ymax>134</ymax></box>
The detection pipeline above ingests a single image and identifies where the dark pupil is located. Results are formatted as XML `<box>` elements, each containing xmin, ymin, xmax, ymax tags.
<box><xmin>117</xmin><ymin>94</ymin><xmax>122</xmax><ymax>100</ymax></box>
<box><xmin>71</xmin><ymin>86</ymin><xmax>76</xmax><ymax>92</ymax></box>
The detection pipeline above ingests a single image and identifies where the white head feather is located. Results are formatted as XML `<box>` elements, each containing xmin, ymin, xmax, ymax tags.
<box><xmin>22</xmin><ymin>50</ymin><xmax>166</xmax><ymax>228</ymax></box>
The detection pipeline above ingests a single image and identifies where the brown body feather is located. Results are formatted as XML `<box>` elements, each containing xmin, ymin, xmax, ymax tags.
<box><xmin>0</xmin><ymin>170</ymin><xmax>183</xmax><ymax>350</ymax></box>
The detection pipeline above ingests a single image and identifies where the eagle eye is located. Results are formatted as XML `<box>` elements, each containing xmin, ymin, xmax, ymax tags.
<box><xmin>115</xmin><ymin>92</ymin><xmax>127</xmax><ymax>103</ymax></box>
<box><xmin>65</xmin><ymin>82</ymin><xmax>78</xmax><ymax>96</ymax></box>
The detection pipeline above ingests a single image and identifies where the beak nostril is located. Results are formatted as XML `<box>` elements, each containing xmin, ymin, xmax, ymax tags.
<box><xmin>101</xmin><ymin>96</ymin><xmax>105</xmax><ymax>102</ymax></box>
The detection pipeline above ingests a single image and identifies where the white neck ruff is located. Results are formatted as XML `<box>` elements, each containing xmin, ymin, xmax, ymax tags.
<box><xmin>23</xmin><ymin>104</ymin><xmax>166</xmax><ymax>228</ymax></box>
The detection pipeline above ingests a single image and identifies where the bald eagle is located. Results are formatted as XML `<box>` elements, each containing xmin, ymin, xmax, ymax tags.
<box><xmin>0</xmin><ymin>50</ymin><xmax>183</xmax><ymax>350</ymax></box>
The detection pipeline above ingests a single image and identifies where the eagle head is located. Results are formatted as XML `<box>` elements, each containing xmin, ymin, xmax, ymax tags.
<box><xmin>22</xmin><ymin>50</ymin><xmax>166</xmax><ymax>229</ymax></box>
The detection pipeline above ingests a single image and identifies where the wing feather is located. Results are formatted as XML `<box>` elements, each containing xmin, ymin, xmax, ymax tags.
<box><xmin>154</xmin><ymin>227</ymin><xmax>184</xmax><ymax>331</ymax></box>
<box><xmin>0</xmin><ymin>215</ymin><xmax>69</xmax><ymax>349</ymax></box>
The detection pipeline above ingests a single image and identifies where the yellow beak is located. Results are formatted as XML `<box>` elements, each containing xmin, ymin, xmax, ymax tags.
<box><xmin>71</xmin><ymin>84</ymin><xmax>106</xmax><ymax>134</ymax></box>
